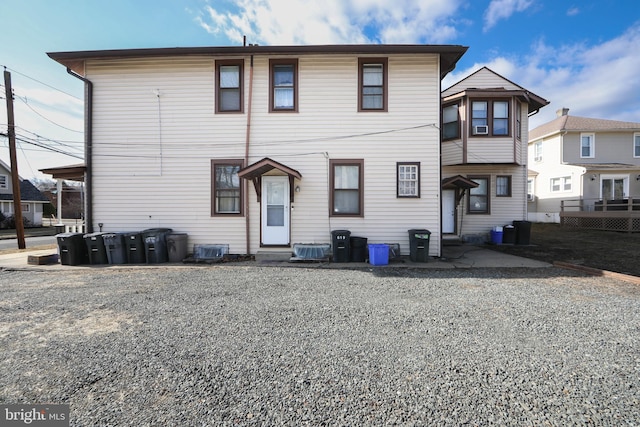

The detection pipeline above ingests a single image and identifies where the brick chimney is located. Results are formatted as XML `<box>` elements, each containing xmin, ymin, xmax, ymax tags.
<box><xmin>556</xmin><ymin>107</ymin><xmax>570</xmax><ymax>117</ymax></box>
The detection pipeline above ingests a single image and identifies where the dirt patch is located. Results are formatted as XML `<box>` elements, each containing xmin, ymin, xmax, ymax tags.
<box><xmin>486</xmin><ymin>223</ymin><xmax>640</xmax><ymax>277</ymax></box>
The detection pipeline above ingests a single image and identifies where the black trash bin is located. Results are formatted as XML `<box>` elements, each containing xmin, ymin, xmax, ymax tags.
<box><xmin>502</xmin><ymin>225</ymin><xmax>516</xmax><ymax>244</ymax></box>
<box><xmin>84</xmin><ymin>232</ymin><xmax>108</xmax><ymax>264</ymax></box>
<box><xmin>167</xmin><ymin>233</ymin><xmax>188</xmax><ymax>263</ymax></box>
<box><xmin>331</xmin><ymin>230</ymin><xmax>351</xmax><ymax>263</ymax></box>
<box><xmin>124</xmin><ymin>232</ymin><xmax>145</xmax><ymax>264</ymax></box>
<box><xmin>350</xmin><ymin>236</ymin><xmax>368</xmax><ymax>262</ymax></box>
<box><xmin>142</xmin><ymin>228</ymin><xmax>172</xmax><ymax>263</ymax></box>
<box><xmin>57</xmin><ymin>233</ymin><xmax>89</xmax><ymax>266</ymax></box>
<box><xmin>103</xmin><ymin>233</ymin><xmax>127</xmax><ymax>264</ymax></box>
<box><xmin>513</xmin><ymin>220</ymin><xmax>532</xmax><ymax>245</ymax></box>
<box><xmin>408</xmin><ymin>229</ymin><xmax>431</xmax><ymax>262</ymax></box>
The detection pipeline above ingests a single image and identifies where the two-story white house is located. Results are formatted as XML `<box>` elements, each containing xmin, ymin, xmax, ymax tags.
<box><xmin>528</xmin><ymin>108</ymin><xmax>640</xmax><ymax>222</ymax></box>
<box><xmin>48</xmin><ymin>44</ymin><xmax>468</xmax><ymax>258</ymax></box>
<box><xmin>440</xmin><ymin>67</ymin><xmax>549</xmax><ymax>240</ymax></box>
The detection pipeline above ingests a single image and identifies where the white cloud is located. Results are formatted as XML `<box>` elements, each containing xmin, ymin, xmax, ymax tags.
<box><xmin>197</xmin><ymin>0</ymin><xmax>464</xmax><ymax>45</ymax></box>
<box><xmin>446</xmin><ymin>23</ymin><xmax>640</xmax><ymax>128</ymax></box>
<box><xmin>483</xmin><ymin>0</ymin><xmax>534</xmax><ymax>32</ymax></box>
<box><xmin>566</xmin><ymin>7</ymin><xmax>580</xmax><ymax>16</ymax></box>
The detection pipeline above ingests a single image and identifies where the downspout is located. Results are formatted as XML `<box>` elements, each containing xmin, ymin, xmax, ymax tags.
<box><xmin>67</xmin><ymin>68</ymin><xmax>93</xmax><ymax>233</ymax></box>
<box><xmin>244</xmin><ymin>55</ymin><xmax>254</xmax><ymax>254</ymax></box>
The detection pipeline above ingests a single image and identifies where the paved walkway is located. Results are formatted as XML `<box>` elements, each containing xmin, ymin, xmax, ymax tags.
<box><xmin>0</xmin><ymin>244</ymin><xmax>551</xmax><ymax>271</ymax></box>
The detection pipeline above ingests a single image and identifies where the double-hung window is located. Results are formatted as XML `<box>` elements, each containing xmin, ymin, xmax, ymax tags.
<box><xmin>270</xmin><ymin>59</ymin><xmax>298</xmax><ymax>112</ymax></box>
<box><xmin>330</xmin><ymin>160</ymin><xmax>363</xmax><ymax>216</ymax></box>
<box><xmin>442</xmin><ymin>104</ymin><xmax>459</xmax><ymax>140</ymax></box>
<box><xmin>471</xmin><ymin>100</ymin><xmax>510</xmax><ymax>136</ymax></box>
<box><xmin>358</xmin><ymin>58</ymin><xmax>387</xmax><ymax>111</ymax></box>
<box><xmin>397</xmin><ymin>163</ymin><xmax>420</xmax><ymax>198</ymax></box>
<box><xmin>580</xmin><ymin>133</ymin><xmax>595</xmax><ymax>158</ymax></box>
<box><xmin>534</xmin><ymin>141</ymin><xmax>543</xmax><ymax>162</ymax></box>
<box><xmin>215</xmin><ymin>60</ymin><xmax>243</xmax><ymax>113</ymax></box>
<box><xmin>634</xmin><ymin>133</ymin><xmax>640</xmax><ymax>157</ymax></box>
<box><xmin>496</xmin><ymin>175</ymin><xmax>512</xmax><ymax>197</ymax></box>
<box><xmin>212</xmin><ymin>160</ymin><xmax>243</xmax><ymax>216</ymax></box>
<box><xmin>550</xmin><ymin>176</ymin><xmax>572</xmax><ymax>193</ymax></box>
<box><xmin>468</xmin><ymin>176</ymin><xmax>489</xmax><ymax>214</ymax></box>
<box><xmin>515</xmin><ymin>101</ymin><xmax>522</xmax><ymax>140</ymax></box>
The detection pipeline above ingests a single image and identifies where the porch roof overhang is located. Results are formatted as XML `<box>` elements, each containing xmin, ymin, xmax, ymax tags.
<box><xmin>39</xmin><ymin>164</ymin><xmax>86</xmax><ymax>181</ymax></box>
<box><xmin>442</xmin><ymin>175</ymin><xmax>479</xmax><ymax>190</ymax></box>
<box><xmin>237</xmin><ymin>158</ymin><xmax>302</xmax><ymax>203</ymax></box>
<box><xmin>570</xmin><ymin>163</ymin><xmax>639</xmax><ymax>172</ymax></box>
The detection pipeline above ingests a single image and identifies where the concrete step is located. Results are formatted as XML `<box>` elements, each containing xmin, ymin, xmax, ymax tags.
<box><xmin>255</xmin><ymin>250</ymin><xmax>292</xmax><ymax>262</ymax></box>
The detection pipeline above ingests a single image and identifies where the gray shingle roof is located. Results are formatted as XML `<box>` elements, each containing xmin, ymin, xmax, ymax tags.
<box><xmin>0</xmin><ymin>180</ymin><xmax>51</xmax><ymax>203</ymax></box>
<box><xmin>530</xmin><ymin>115</ymin><xmax>640</xmax><ymax>141</ymax></box>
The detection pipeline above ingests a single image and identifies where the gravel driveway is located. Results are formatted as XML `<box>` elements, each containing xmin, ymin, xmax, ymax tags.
<box><xmin>1</xmin><ymin>265</ymin><xmax>639</xmax><ymax>426</ymax></box>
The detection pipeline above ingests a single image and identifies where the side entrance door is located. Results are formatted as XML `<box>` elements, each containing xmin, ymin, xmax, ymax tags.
<box><xmin>442</xmin><ymin>189</ymin><xmax>456</xmax><ymax>234</ymax></box>
<box><xmin>261</xmin><ymin>176</ymin><xmax>290</xmax><ymax>245</ymax></box>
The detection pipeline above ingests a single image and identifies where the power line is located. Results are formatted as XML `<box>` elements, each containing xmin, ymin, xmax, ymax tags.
<box><xmin>1</xmin><ymin>65</ymin><xmax>82</xmax><ymax>101</ymax></box>
<box><xmin>15</xmin><ymin>94</ymin><xmax>83</xmax><ymax>133</ymax></box>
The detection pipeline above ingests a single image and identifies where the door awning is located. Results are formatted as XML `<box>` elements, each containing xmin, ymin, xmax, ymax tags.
<box><xmin>442</xmin><ymin>175</ymin><xmax>479</xmax><ymax>190</ymax></box>
<box><xmin>39</xmin><ymin>163</ymin><xmax>86</xmax><ymax>181</ymax></box>
<box><xmin>238</xmin><ymin>158</ymin><xmax>302</xmax><ymax>202</ymax></box>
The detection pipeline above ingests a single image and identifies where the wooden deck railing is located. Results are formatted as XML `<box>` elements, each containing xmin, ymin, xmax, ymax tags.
<box><xmin>560</xmin><ymin>197</ymin><xmax>640</xmax><ymax>232</ymax></box>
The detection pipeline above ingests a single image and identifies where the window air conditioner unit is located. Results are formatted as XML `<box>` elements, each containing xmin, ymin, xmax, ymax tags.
<box><xmin>527</xmin><ymin>193</ymin><xmax>534</xmax><ymax>201</ymax></box>
<box><xmin>474</xmin><ymin>125</ymin><xmax>489</xmax><ymax>135</ymax></box>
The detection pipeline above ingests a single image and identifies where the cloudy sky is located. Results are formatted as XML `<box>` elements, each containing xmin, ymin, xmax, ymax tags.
<box><xmin>1</xmin><ymin>0</ymin><xmax>639</xmax><ymax>179</ymax></box>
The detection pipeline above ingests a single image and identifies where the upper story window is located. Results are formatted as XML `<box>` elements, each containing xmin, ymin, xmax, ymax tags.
<box><xmin>470</xmin><ymin>100</ymin><xmax>510</xmax><ymax>136</ymax></box>
<box><xmin>358</xmin><ymin>58</ymin><xmax>388</xmax><ymax>112</ymax></box>
<box><xmin>330</xmin><ymin>159</ymin><xmax>363</xmax><ymax>217</ymax></box>
<box><xmin>468</xmin><ymin>176</ymin><xmax>489</xmax><ymax>214</ymax></box>
<box><xmin>211</xmin><ymin>160</ymin><xmax>244</xmax><ymax>216</ymax></box>
<box><xmin>634</xmin><ymin>133</ymin><xmax>640</xmax><ymax>158</ymax></box>
<box><xmin>0</xmin><ymin>175</ymin><xmax>7</xmax><ymax>189</ymax></box>
<box><xmin>515</xmin><ymin>101</ymin><xmax>522</xmax><ymax>140</ymax></box>
<box><xmin>580</xmin><ymin>133</ymin><xmax>595</xmax><ymax>158</ymax></box>
<box><xmin>215</xmin><ymin>60</ymin><xmax>243</xmax><ymax>113</ymax></box>
<box><xmin>397</xmin><ymin>162</ymin><xmax>420</xmax><ymax>198</ymax></box>
<box><xmin>442</xmin><ymin>104</ymin><xmax>459</xmax><ymax>140</ymax></box>
<box><xmin>534</xmin><ymin>141</ymin><xmax>543</xmax><ymax>162</ymax></box>
<box><xmin>269</xmin><ymin>59</ymin><xmax>298</xmax><ymax>112</ymax></box>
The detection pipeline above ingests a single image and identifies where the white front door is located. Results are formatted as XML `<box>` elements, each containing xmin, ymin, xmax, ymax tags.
<box><xmin>442</xmin><ymin>189</ymin><xmax>456</xmax><ymax>234</ymax></box>
<box><xmin>261</xmin><ymin>176</ymin><xmax>290</xmax><ymax>245</ymax></box>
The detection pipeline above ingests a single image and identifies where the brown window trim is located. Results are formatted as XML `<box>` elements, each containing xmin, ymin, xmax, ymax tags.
<box><xmin>215</xmin><ymin>59</ymin><xmax>244</xmax><ymax>114</ymax></box>
<box><xmin>397</xmin><ymin>162</ymin><xmax>420</xmax><ymax>198</ymax></box>
<box><xmin>496</xmin><ymin>175</ymin><xmax>512</xmax><ymax>197</ymax></box>
<box><xmin>211</xmin><ymin>159</ymin><xmax>244</xmax><ymax>217</ymax></box>
<box><xmin>358</xmin><ymin>57</ymin><xmax>388</xmax><ymax>112</ymax></box>
<box><xmin>442</xmin><ymin>102</ymin><xmax>460</xmax><ymax>141</ymax></box>
<box><xmin>269</xmin><ymin>58</ymin><xmax>298</xmax><ymax>113</ymax></box>
<box><xmin>329</xmin><ymin>159</ymin><xmax>364</xmax><ymax>217</ymax></box>
<box><xmin>469</xmin><ymin>98</ymin><xmax>511</xmax><ymax>137</ymax></box>
<box><xmin>467</xmin><ymin>175</ymin><xmax>490</xmax><ymax>214</ymax></box>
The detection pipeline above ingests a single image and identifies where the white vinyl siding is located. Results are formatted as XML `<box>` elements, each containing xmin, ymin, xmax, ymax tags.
<box><xmin>86</xmin><ymin>53</ymin><xmax>443</xmax><ymax>256</ymax></box>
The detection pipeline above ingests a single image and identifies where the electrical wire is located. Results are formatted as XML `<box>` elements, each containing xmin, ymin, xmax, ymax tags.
<box><xmin>15</xmin><ymin>95</ymin><xmax>83</xmax><ymax>133</ymax></box>
<box><xmin>1</xmin><ymin>65</ymin><xmax>82</xmax><ymax>101</ymax></box>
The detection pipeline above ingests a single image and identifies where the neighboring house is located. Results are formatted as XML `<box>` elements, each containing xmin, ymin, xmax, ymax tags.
<box><xmin>48</xmin><ymin>44</ymin><xmax>468</xmax><ymax>258</ymax></box>
<box><xmin>528</xmin><ymin>108</ymin><xmax>640</xmax><ymax>222</ymax></box>
<box><xmin>0</xmin><ymin>159</ymin><xmax>51</xmax><ymax>226</ymax></box>
<box><xmin>440</xmin><ymin>67</ymin><xmax>549</xmax><ymax>239</ymax></box>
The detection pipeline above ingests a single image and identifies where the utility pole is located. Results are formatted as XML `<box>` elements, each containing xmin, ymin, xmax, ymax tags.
<box><xmin>4</xmin><ymin>69</ymin><xmax>26</xmax><ymax>249</ymax></box>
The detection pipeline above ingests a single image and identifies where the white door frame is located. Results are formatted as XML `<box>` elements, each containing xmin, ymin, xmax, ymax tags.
<box><xmin>442</xmin><ymin>189</ymin><xmax>456</xmax><ymax>234</ymax></box>
<box><xmin>261</xmin><ymin>176</ymin><xmax>290</xmax><ymax>245</ymax></box>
